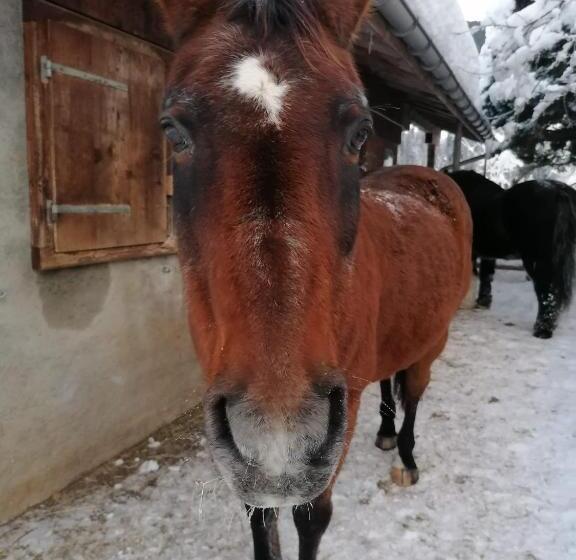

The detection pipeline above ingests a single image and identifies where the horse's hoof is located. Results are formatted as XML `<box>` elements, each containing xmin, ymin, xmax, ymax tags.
<box><xmin>390</xmin><ymin>466</ymin><xmax>419</xmax><ymax>487</ymax></box>
<box><xmin>533</xmin><ymin>327</ymin><xmax>553</xmax><ymax>339</ymax></box>
<box><xmin>476</xmin><ymin>298</ymin><xmax>492</xmax><ymax>309</ymax></box>
<box><xmin>375</xmin><ymin>435</ymin><xmax>397</xmax><ymax>451</ymax></box>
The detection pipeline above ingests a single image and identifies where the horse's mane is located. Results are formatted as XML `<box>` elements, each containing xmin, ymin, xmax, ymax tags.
<box><xmin>226</xmin><ymin>0</ymin><xmax>322</xmax><ymax>39</ymax></box>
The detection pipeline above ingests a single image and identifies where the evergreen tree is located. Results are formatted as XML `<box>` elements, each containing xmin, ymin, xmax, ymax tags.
<box><xmin>482</xmin><ymin>0</ymin><xmax>576</xmax><ymax>169</ymax></box>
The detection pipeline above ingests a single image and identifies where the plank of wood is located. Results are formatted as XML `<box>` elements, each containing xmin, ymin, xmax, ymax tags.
<box><xmin>24</xmin><ymin>22</ymin><xmax>49</xmax><ymax>251</ymax></box>
<box><xmin>24</xmin><ymin>0</ymin><xmax>172</xmax><ymax>50</ymax></box>
<box><xmin>32</xmin><ymin>239</ymin><xmax>177</xmax><ymax>271</ymax></box>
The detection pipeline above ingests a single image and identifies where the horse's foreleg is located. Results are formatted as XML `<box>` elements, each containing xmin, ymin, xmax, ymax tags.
<box><xmin>477</xmin><ymin>258</ymin><xmax>496</xmax><ymax>308</ymax></box>
<box><xmin>246</xmin><ymin>506</ymin><xmax>282</xmax><ymax>560</ymax></box>
<box><xmin>375</xmin><ymin>379</ymin><xmax>397</xmax><ymax>451</ymax></box>
<box><xmin>293</xmin><ymin>490</ymin><xmax>333</xmax><ymax>560</ymax></box>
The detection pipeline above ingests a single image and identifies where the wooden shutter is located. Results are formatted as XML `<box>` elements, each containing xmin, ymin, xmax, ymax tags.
<box><xmin>25</xmin><ymin>17</ymin><xmax>175</xmax><ymax>270</ymax></box>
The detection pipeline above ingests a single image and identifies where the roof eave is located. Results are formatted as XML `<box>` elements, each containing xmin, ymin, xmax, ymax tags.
<box><xmin>373</xmin><ymin>0</ymin><xmax>493</xmax><ymax>141</ymax></box>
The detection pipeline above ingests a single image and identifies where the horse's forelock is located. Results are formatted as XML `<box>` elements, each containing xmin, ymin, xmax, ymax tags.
<box><xmin>226</xmin><ymin>0</ymin><xmax>321</xmax><ymax>38</ymax></box>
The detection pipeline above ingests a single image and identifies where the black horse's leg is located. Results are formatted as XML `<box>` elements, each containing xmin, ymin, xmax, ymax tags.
<box><xmin>246</xmin><ymin>506</ymin><xmax>282</xmax><ymax>560</ymax></box>
<box><xmin>532</xmin><ymin>261</ymin><xmax>560</xmax><ymax>339</ymax></box>
<box><xmin>523</xmin><ymin>258</ymin><xmax>535</xmax><ymax>281</ymax></box>
<box><xmin>293</xmin><ymin>491</ymin><xmax>333</xmax><ymax>560</ymax></box>
<box><xmin>477</xmin><ymin>258</ymin><xmax>496</xmax><ymax>308</ymax></box>
<box><xmin>375</xmin><ymin>379</ymin><xmax>397</xmax><ymax>450</ymax></box>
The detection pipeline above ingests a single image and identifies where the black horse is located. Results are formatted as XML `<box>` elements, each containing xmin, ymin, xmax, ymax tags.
<box><xmin>448</xmin><ymin>170</ymin><xmax>576</xmax><ymax>339</ymax></box>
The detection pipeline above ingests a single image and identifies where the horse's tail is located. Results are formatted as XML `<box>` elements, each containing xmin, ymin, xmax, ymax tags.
<box><xmin>552</xmin><ymin>188</ymin><xmax>576</xmax><ymax>310</ymax></box>
<box><xmin>394</xmin><ymin>370</ymin><xmax>407</xmax><ymax>409</ymax></box>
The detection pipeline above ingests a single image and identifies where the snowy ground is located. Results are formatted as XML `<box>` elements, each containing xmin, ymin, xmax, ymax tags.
<box><xmin>1</xmin><ymin>270</ymin><xmax>575</xmax><ymax>560</ymax></box>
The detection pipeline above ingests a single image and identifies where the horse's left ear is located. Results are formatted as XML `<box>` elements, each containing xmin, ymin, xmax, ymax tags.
<box><xmin>321</xmin><ymin>0</ymin><xmax>373</xmax><ymax>47</ymax></box>
<box><xmin>154</xmin><ymin>0</ymin><xmax>217</xmax><ymax>44</ymax></box>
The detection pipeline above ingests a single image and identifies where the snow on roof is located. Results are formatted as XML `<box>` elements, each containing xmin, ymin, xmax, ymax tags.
<box><xmin>404</xmin><ymin>0</ymin><xmax>483</xmax><ymax>110</ymax></box>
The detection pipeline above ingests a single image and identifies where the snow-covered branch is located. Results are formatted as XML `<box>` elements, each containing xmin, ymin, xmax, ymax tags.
<box><xmin>481</xmin><ymin>0</ymin><xmax>576</xmax><ymax>168</ymax></box>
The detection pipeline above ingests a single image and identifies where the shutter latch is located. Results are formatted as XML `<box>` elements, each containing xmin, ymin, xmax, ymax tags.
<box><xmin>40</xmin><ymin>56</ymin><xmax>128</xmax><ymax>92</ymax></box>
<box><xmin>47</xmin><ymin>201</ymin><xmax>131</xmax><ymax>223</ymax></box>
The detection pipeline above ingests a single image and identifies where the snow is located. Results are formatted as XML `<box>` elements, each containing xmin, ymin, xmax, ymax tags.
<box><xmin>1</xmin><ymin>272</ymin><xmax>575</xmax><ymax>559</ymax></box>
<box><xmin>147</xmin><ymin>438</ymin><xmax>162</xmax><ymax>450</ymax></box>
<box><xmin>406</xmin><ymin>0</ymin><xmax>483</xmax><ymax>109</ymax></box>
<box><xmin>457</xmin><ymin>0</ymin><xmax>514</xmax><ymax>21</ymax></box>
<box><xmin>138</xmin><ymin>460</ymin><xmax>160</xmax><ymax>475</ymax></box>
<box><xmin>397</xmin><ymin>125</ymin><xmax>524</xmax><ymax>187</ymax></box>
<box><xmin>398</xmin><ymin>123</ymin><xmax>574</xmax><ymax>188</ymax></box>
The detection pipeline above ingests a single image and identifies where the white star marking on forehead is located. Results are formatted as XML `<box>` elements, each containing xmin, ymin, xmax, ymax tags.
<box><xmin>231</xmin><ymin>56</ymin><xmax>289</xmax><ymax>128</ymax></box>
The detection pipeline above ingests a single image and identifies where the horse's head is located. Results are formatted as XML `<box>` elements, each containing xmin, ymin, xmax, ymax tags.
<box><xmin>157</xmin><ymin>0</ymin><xmax>373</xmax><ymax>507</ymax></box>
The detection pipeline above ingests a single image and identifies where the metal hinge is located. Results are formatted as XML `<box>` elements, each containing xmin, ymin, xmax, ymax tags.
<box><xmin>47</xmin><ymin>201</ymin><xmax>131</xmax><ymax>223</ymax></box>
<box><xmin>40</xmin><ymin>56</ymin><xmax>128</xmax><ymax>92</ymax></box>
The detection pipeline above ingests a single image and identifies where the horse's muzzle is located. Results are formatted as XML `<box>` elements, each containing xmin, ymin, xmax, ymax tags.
<box><xmin>204</xmin><ymin>378</ymin><xmax>347</xmax><ymax>507</ymax></box>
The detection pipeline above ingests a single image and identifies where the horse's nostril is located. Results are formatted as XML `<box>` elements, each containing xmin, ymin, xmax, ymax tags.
<box><xmin>307</xmin><ymin>383</ymin><xmax>347</xmax><ymax>467</ymax></box>
<box><xmin>208</xmin><ymin>396</ymin><xmax>244</xmax><ymax>461</ymax></box>
<box><xmin>212</xmin><ymin>397</ymin><xmax>228</xmax><ymax>433</ymax></box>
<box><xmin>328</xmin><ymin>384</ymin><xmax>346</xmax><ymax>401</ymax></box>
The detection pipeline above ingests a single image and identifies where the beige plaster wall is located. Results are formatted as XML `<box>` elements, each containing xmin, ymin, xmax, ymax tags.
<box><xmin>0</xmin><ymin>0</ymin><xmax>201</xmax><ymax>524</ymax></box>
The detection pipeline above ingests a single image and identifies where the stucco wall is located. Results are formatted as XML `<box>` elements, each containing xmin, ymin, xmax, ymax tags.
<box><xmin>0</xmin><ymin>0</ymin><xmax>201</xmax><ymax>524</ymax></box>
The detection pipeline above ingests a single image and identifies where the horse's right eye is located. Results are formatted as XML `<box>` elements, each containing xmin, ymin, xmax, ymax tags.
<box><xmin>350</xmin><ymin>127</ymin><xmax>370</xmax><ymax>153</ymax></box>
<box><xmin>161</xmin><ymin>119</ymin><xmax>192</xmax><ymax>154</ymax></box>
<box><xmin>346</xmin><ymin>119</ymin><xmax>373</xmax><ymax>155</ymax></box>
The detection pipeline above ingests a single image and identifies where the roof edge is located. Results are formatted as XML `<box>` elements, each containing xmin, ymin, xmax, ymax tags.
<box><xmin>373</xmin><ymin>0</ymin><xmax>493</xmax><ymax>141</ymax></box>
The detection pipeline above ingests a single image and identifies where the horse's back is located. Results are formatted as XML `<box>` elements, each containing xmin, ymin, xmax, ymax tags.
<box><xmin>447</xmin><ymin>171</ymin><xmax>504</xmax><ymax>223</ymax></box>
<box><xmin>358</xmin><ymin>165</ymin><xmax>472</xmax><ymax>375</ymax></box>
<box><xmin>505</xmin><ymin>180</ymin><xmax>575</xmax><ymax>257</ymax></box>
<box><xmin>448</xmin><ymin>170</ymin><xmax>503</xmax><ymax>209</ymax></box>
<box><xmin>448</xmin><ymin>170</ymin><xmax>502</xmax><ymax>191</ymax></box>
<box><xmin>362</xmin><ymin>165</ymin><xmax>472</xmax><ymax>234</ymax></box>
<box><xmin>507</xmin><ymin>179</ymin><xmax>573</xmax><ymax>209</ymax></box>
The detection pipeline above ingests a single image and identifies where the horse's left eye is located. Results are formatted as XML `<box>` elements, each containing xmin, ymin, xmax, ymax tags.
<box><xmin>348</xmin><ymin>123</ymin><xmax>372</xmax><ymax>154</ymax></box>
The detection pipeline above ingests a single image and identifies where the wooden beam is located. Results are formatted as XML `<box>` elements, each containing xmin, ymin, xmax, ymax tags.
<box><xmin>443</xmin><ymin>153</ymin><xmax>488</xmax><ymax>172</ymax></box>
<box><xmin>24</xmin><ymin>0</ymin><xmax>173</xmax><ymax>51</ymax></box>
<box><xmin>427</xmin><ymin>144</ymin><xmax>436</xmax><ymax>169</ymax></box>
<box><xmin>453</xmin><ymin>123</ymin><xmax>463</xmax><ymax>171</ymax></box>
<box><xmin>426</xmin><ymin>129</ymin><xmax>441</xmax><ymax>169</ymax></box>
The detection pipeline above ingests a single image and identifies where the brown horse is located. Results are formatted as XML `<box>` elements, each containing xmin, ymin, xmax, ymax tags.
<box><xmin>155</xmin><ymin>1</ymin><xmax>472</xmax><ymax>558</ymax></box>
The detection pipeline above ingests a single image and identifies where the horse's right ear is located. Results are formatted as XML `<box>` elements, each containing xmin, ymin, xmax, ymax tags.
<box><xmin>155</xmin><ymin>0</ymin><xmax>217</xmax><ymax>44</ymax></box>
